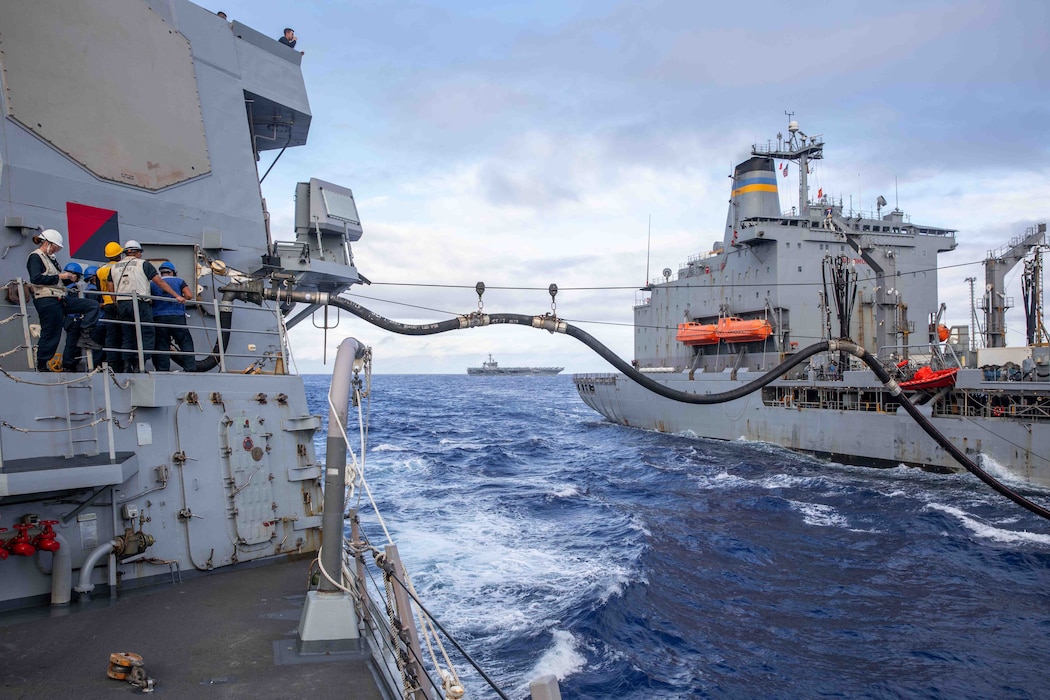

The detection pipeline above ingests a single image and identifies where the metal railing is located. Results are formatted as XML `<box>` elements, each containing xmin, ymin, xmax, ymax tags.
<box><xmin>2</xmin><ymin>279</ymin><xmax>290</xmax><ymax>374</ymax></box>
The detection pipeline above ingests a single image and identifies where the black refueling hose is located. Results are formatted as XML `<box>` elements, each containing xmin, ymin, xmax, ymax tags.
<box><xmin>189</xmin><ymin>296</ymin><xmax>234</xmax><ymax>373</ymax></box>
<box><xmin>222</xmin><ymin>281</ymin><xmax>1050</xmax><ymax>521</ymax></box>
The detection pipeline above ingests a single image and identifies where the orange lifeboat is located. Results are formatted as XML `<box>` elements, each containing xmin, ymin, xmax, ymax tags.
<box><xmin>898</xmin><ymin>366</ymin><xmax>958</xmax><ymax>392</ymax></box>
<box><xmin>716</xmin><ymin>317</ymin><xmax>773</xmax><ymax>343</ymax></box>
<box><xmin>676</xmin><ymin>322</ymin><xmax>718</xmax><ymax>346</ymax></box>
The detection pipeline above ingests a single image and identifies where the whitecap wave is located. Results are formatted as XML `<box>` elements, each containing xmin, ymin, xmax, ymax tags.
<box><xmin>548</xmin><ymin>483</ymin><xmax>580</xmax><ymax>498</ymax></box>
<box><xmin>789</xmin><ymin>500</ymin><xmax>849</xmax><ymax>529</ymax></box>
<box><xmin>371</xmin><ymin>442</ymin><xmax>408</xmax><ymax>452</ymax></box>
<box><xmin>525</xmin><ymin>629</ymin><xmax>587</xmax><ymax>685</ymax></box>
<box><xmin>979</xmin><ymin>454</ymin><xmax>1050</xmax><ymax>495</ymax></box>
<box><xmin>927</xmin><ymin>503</ymin><xmax>1050</xmax><ymax>545</ymax></box>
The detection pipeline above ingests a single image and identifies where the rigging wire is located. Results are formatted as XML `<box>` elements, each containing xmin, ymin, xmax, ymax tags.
<box><xmin>223</xmin><ymin>280</ymin><xmax>1050</xmax><ymax>523</ymax></box>
<box><xmin>361</xmin><ymin>255</ymin><xmax>994</xmax><ymax>293</ymax></box>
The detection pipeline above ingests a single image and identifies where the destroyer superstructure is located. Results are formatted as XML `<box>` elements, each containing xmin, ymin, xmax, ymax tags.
<box><xmin>574</xmin><ymin>119</ymin><xmax>1050</xmax><ymax>487</ymax></box>
<box><xmin>0</xmin><ymin>2</ymin><xmax>419</xmax><ymax>697</ymax></box>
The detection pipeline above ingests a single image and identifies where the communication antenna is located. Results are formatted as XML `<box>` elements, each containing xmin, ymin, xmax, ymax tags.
<box><xmin>645</xmin><ymin>215</ymin><xmax>651</xmax><ymax>286</ymax></box>
<box><xmin>966</xmin><ymin>276</ymin><xmax>981</xmax><ymax>351</ymax></box>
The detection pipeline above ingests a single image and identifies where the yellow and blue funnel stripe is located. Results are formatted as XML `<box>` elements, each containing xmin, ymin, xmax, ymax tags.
<box><xmin>732</xmin><ymin>175</ymin><xmax>778</xmax><ymax>198</ymax></box>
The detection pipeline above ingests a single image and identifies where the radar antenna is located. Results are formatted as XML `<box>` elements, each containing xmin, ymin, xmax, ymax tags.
<box><xmin>752</xmin><ymin>113</ymin><xmax>824</xmax><ymax>215</ymax></box>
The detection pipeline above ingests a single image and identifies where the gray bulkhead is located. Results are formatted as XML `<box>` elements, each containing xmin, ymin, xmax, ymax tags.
<box><xmin>0</xmin><ymin>0</ymin><xmax>330</xmax><ymax>608</ymax></box>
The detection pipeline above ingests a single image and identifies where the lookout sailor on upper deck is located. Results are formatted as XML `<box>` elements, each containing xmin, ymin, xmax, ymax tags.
<box><xmin>25</xmin><ymin>229</ymin><xmax>102</xmax><ymax>371</ymax></box>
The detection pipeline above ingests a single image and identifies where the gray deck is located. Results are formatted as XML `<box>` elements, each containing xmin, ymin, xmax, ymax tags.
<box><xmin>0</xmin><ymin>557</ymin><xmax>386</xmax><ymax>699</ymax></box>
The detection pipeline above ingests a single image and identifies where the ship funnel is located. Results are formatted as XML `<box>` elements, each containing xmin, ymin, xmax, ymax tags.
<box><xmin>726</xmin><ymin>156</ymin><xmax>780</xmax><ymax>241</ymax></box>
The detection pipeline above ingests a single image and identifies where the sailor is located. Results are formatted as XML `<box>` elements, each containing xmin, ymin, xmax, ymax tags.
<box><xmin>151</xmin><ymin>261</ymin><xmax>196</xmax><ymax>372</ymax></box>
<box><xmin>59</xmin><ymin>262</ymin><xmax>87</xmax><ymax>372</ymax></box>
<box><xmin>25</xmin><ymin>230</ymin><xmax>101</xmax><ymax>372</ymax></box>
<box><xmin>278</xmin><ymin>27</ymin><xmax>304</xmax><ymax>55</ymax></box>
<box><xmin>82</xmin><ymin>265</ymin><xmax>108</xmax><ymax>353</ymax></box>
<box><xmin>96</xmin><ymin>242</ymin><xmax>126</xmax><ymax>371</ymax></box>
<box><xmin>110</xmin><ymin>240</ymin><xmax>184</xmax><ymax>372</ymax></box>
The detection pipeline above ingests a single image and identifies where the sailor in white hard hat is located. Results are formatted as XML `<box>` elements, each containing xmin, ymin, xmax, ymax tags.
<box><xmin>110</xmin><ymin>239</ymin><xmax>185</xmax><ymax>372</ymax></box>
<box><xmin>26</xmin><ymin>229</ymin><xmax>102</xmax><ymax>371</ymax></box>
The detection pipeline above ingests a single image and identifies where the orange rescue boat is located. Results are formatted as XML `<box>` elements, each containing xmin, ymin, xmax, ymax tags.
<box><xmin>677</xmin><ymin>322</ymin><xmax>718</xmax><ymax>346</ymax></box>
<box><xmin>898</xmin><ymin>366</ymin><xmax>959</xmax><ymax>392</ymax></box>
<box><xmin>716</xmin><ymin>317</ymin><xmax>773</xmax><ymax>343</ymax></box>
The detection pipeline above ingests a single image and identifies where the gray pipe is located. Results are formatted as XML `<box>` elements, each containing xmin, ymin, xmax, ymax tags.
<box><xmin>318</xmin><ymin>337</ymin><xmax>364</xmax><ymax>593</ymax></box>
<box><xmin>51</xmin><ymin>533</ymin><xmax>72</xmax><ymax>606</ymax></box>
<box><xmin>74</xmin><ymin>540</ymin><xmax>118</xmax><ymax>602</ymax></box>
<box><xmin>34</xmin><ymin>532</ymin><xmax>73</xmax><ymax>606</ymax></box>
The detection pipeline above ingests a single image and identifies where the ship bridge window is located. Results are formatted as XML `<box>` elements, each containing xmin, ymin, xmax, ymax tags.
<box><xmin>862</xmin><ymin>225</ymin><xmax>870</xmax><ymax>231</ymax></box>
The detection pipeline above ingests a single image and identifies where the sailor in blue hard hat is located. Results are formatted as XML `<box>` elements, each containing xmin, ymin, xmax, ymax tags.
<box><xmin>151</xmin><ymin>261</ymin><xmax>196</xmax><ymax>372</ymax></box>
<box><xmin>59</xmin><ymin>262</ymin><xmax>88</xmax><ymax>371</ymax></box>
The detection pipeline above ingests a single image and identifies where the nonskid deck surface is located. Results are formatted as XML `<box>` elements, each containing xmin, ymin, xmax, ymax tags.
<box><xmin>0</xmin><ymin>557</ymin><xmax>383</xmax><ymax>699</ymax></box>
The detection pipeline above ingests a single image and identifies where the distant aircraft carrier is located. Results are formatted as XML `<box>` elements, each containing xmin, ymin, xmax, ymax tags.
<box><xmin>468</xmin><ymin>354</ymin><xmax>563</xmax><ymax>375</ymax></box>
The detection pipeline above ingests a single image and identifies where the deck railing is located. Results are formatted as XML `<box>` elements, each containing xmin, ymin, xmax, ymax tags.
<box><xmin>2</xmin><ymin>279</ymin><xmax>289</xmax><ymax>374</ymax></box>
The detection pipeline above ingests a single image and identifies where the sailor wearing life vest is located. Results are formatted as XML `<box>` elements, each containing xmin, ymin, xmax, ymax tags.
<box><xmin>109</xmin><ymin>240</ymin><xmax>185</xmax><ymax>372</ymax></box>
<box><xmin>25</xmin><ymin>229</ymin><xmax>102</xmax><ymax>372</ymax></box>
<box><xmin>96</xmin><ymin>241</ymin><xmax>127</xmax><ymax>371</ymax></box>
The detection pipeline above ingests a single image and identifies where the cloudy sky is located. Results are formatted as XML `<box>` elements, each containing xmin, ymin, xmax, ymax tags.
<box><xmin>215</xmin><ymin>0</ymin><xmax>1049</xmax><ymax>374</ymax></box>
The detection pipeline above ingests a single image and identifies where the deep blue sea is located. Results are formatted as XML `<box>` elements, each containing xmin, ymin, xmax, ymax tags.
<box><xmin>305</xmin><ymin>374</ymin><xmax>1050</xmax><ymax>700</ymax></box>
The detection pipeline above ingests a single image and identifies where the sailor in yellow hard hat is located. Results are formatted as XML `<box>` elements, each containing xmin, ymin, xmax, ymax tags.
<box><xmin>95</xmin><ymin>241</ymin><xmax>126</xmax><ymax>370</ymax></box>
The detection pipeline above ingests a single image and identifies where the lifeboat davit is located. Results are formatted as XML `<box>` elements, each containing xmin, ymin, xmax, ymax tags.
<box><xmin>898</xmin><ymin>366</ymin><xmax>958</xmax><ymax>391</ymax></box>
<box><xmin>715</xmin><ymin>317</ymin><xmax>773</xmax><ymax>343</ymax></box>
<box><xmin>677</xmin><ymin>322</ymin><xmax>718</xmax><ymax>346</ymax></box>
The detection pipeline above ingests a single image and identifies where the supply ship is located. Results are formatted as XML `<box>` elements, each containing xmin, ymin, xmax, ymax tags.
<box><xmin>468</xmin><ymin>354</ymin><xmax>564</xmax><ymax>375</ymax></box>
<box><xmin>0</xmin><ymin>2</ymin><xmax>561</xmax><ymax>697</ymax></box>
<box><xmin>573</xmin><ymin>120</ymin><xmax>1050</xmax><ymax>488</ymax></box>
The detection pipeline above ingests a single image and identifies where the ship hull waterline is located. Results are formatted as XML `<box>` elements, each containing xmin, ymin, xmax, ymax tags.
<box><xmin>574</xmin><ymin>372</ymin><xmax>1050</xmax><ymax>489</ymax></box>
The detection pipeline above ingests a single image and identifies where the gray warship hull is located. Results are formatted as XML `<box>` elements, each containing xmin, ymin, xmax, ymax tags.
<box><xmin>574</xmin><ymin>369</ymin><xmax>1050</xmax><ymax>488</ymax></box>
<box><xmin>468</xmin><ymin>367</ymin><xmax>564</xmax><ymax>375</ymax></box>
<box><xmin>573</xmin><ymin>121</ymin><xmax>1049</xmax><ymax>488</ymax></box>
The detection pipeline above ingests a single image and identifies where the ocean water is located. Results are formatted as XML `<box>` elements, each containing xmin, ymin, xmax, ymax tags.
<box><xmin>305</xmin><ymin>374</ymin><xmax>1050</xmax><ymax>700</ymax></box>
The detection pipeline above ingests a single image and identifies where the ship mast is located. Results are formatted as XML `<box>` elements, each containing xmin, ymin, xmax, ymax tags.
<box><xmin>752</xmin><ymin>112</ymin><xmax>824</xmax><ymax>214</ymax></box>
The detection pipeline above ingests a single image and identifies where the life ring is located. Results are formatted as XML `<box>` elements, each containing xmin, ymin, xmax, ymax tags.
<box><xmin>992</xmin><ymin>407</ymin><xmax>1004</xmax><ymax>417</ymax></box>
